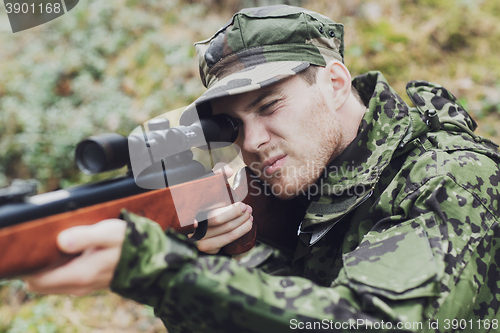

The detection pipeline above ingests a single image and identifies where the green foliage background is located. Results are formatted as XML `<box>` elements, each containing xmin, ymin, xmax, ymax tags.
<box><xmin>0</xmin><ymin>0</ymin><xmax>499</xmax><ymax>331</ymax></box>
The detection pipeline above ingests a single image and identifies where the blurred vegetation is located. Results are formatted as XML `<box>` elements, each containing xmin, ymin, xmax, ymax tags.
<box><xmin>0</xmin><ymin>0</ymin><xmax>499</xmax><ymax>331</ymax></box>
<box><xmin>0</xmin><ymin>280</ymin><xmax>165</xmax><ymax>332</ymax></box>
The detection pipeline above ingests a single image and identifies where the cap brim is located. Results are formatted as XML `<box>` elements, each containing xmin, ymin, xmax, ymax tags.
<box><xmin>194</xmin><ymin>61</ymin><xmax>310</xmax><ymax>106</ymax></box>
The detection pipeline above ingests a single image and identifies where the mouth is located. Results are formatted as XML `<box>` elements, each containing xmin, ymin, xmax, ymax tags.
<box><xmin>262</xmin><ymin>155</ymin><xmax>287</xmax><ymax>176</ymax></box>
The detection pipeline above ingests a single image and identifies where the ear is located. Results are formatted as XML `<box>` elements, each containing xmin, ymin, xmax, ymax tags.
<box><xmin>317</xmin><ymin>60</ymin><xmax>352</xmax><ymax>111</ymax></box>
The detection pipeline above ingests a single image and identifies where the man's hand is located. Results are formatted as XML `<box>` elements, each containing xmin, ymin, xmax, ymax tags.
<box><xmin>195</xmin><ymin>202</ymin><xmax>253</xmax><ymax>254</ymax></box>
<box><xmin>193</xmin><ymin>163</ymin><xmax>253</xmax><ymax>254</ymax></box>
<box><xmin>24</xmin><ymin>219</ymin><xmax>126</xmax><ymax>296</ymax></box>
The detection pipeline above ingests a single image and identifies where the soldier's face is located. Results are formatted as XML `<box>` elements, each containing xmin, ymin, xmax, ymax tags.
<box><xmin>211</xmin><ymin>74</ymin><xmax>344</xmax><ymax>200</ymax></box>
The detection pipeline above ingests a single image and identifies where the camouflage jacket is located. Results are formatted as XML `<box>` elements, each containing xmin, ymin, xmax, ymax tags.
<box><xmin>111</xmin><ymin>72</ymin><xmax>500</xmax><ymax>332</ymax></box>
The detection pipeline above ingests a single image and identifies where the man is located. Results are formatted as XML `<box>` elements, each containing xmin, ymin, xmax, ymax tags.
<box><xmin>25</xmin><ymin>5</ymin><xmax>500</xmax><ymax>332</ymax></box>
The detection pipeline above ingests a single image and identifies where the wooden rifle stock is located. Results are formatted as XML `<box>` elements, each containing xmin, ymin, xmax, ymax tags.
<box><xmin>0</xmin><ymin>168</ymin><xmax>305</xmax><ymax>279</ymax></box>
<box><xmin>223</xmin><ymin>168</ymin><xmax>305</xmax><ymax>254</ymax></box>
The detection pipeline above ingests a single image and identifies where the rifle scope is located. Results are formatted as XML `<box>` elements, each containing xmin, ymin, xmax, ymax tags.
<box><xmin>75</xmin><ymin>114</ymin><xmax>239</xmax><ymax>175</ymax></box>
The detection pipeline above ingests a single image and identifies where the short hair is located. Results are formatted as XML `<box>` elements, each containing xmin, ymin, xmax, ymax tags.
<box><xmin>297</xmin><ymin>65</ymin><xmax>364</xmax><ymax>106</ymax></box>
<box><xmin>297</xmin><ymin>64</ymin><xmax>319</xmax><ymax>86</ymax></box>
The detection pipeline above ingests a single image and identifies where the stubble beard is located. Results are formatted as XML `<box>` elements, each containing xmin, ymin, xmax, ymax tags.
<box><xmin>261</xmin><ymin>90</ymin><xmax>343</xmax><ymax>200</ymax></box>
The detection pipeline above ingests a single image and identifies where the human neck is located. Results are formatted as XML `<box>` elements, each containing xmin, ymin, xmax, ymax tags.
<box><xmin>336</xmin><ymin>92</ymin><xmax>367</xmax><ymax>149</ymax></box>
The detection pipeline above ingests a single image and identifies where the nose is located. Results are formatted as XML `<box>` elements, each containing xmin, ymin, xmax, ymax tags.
<box><xmin>242</xmin><ymin>119</ymin><xmax>270</xmax><ymax>153</ymax></box>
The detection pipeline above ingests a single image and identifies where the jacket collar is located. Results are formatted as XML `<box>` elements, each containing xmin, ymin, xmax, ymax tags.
<box><xmin>299</xmin><ymin>71</ymin><xmax>488</xmax><ymax>240</ymax></box>
<box><xmin>300</xmin><ymin>71</ymin><xmax>412</xmax><ymax>230</ymax></box>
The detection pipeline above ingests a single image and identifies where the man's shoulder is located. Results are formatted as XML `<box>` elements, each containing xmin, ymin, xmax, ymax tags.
<box><xmin>402</xmin><ymin>124</ymin><xmax>499</xmax><ymax>180</ymax></box>
<box><xmin>391</xmin><ymin>136</ymin><xmax>500</xmax><ymax>218</ymax></box>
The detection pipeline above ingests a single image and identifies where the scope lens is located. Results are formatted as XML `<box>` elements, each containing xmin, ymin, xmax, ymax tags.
<box><xmin>75</xmin><ymin>133</ymin><xmax>129</xmax><ymax>174</ymax></box>
<box><xmin>76</xmin><ymin>141</ymin><xmax>106</xmax><ymax>174</ymax></box>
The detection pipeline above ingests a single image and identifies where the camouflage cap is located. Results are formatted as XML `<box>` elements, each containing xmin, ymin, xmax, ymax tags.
<box><xmin>192</xmin><ymin>5</ymin><xmax>345</xmax><ymax>106</ymax></box>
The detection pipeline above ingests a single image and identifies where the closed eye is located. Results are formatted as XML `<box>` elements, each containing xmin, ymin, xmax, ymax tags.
<box><xmin>260</xmin><ymin>99</ymin><xmax>282</xmax><ymax>114</ymax></box>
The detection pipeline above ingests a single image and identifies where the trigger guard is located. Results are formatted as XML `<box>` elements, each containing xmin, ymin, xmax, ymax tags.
<box><xmin>191</xmin><ymin>220</ymin><xmax>208</xmax><ymax>240</ymax></box>
<box><xmin>191</xmin><ymin>211</ymin><xmax>209</xmax><ymax>240</ymax></box>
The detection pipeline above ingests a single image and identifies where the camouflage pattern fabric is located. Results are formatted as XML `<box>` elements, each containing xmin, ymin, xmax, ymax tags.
<box><xmin>192</xmin><ymin>5</ymin><xmax>344</xmax><ymax>106</ymax></box>
<box><xmin>111</xmin><ymin>72</ymin><xmax>500</xmax><ymax>332</ymax></box>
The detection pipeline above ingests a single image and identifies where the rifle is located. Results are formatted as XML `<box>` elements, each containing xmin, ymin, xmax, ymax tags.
<box><xmin>0</xmin><ymin>114</ymin><xmax>305</xmax><ymax>279</ymax></box>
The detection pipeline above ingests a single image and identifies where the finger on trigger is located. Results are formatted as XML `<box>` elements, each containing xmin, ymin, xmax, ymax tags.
<box><xmin>204</xmin><ymin>212</ymin><xmax>253</xmax><ymax>239</ymax></box>
<box><xmin>198</xmin><ymin>217</ymin><xmax>253</xmax><ymax>254</ymax></box>
<box><xmin>207</xmin><ymin>202</ymin><xmax>248</xmax><ymax>226</ymax></box>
